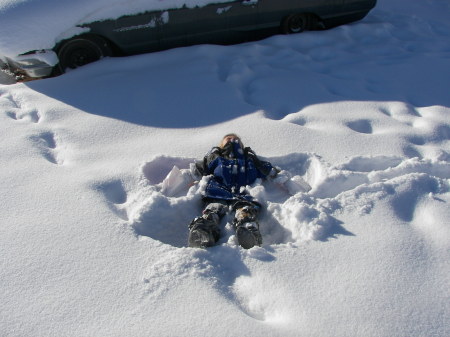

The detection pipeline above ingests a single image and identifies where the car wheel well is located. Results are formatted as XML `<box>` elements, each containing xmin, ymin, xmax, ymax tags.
<box><xmin>54</xmin><ymin>34</ymin><xmax>117</xmax><ymax>74</ymax></box>
<box><xmin>281</xmin><ymin>13</ymin><xmax>321</xmax><ymax>34</ymax></box>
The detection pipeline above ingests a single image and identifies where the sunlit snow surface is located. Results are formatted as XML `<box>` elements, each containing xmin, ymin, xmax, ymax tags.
<box><xmin>1</xmin><ymin>0</ymin><xmax>449</xmax><ymax>336</ymax></box>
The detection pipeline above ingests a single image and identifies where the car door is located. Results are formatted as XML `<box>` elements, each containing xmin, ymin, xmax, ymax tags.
<box><xmin>112</xmin><ymin>11</ymin><xmax>164</xmax><ymax>54</ymax></box>
<box><xmin>158</xmin><ymin>7</ymin><xmax>195</xmax><ymax>49</ymax></box>
<box><xmin>183</xmin><ymin>1</ymin><xmax>259</xmax><ymax>46</ymax></box>
<box><xmin>222</xmin><ymin>0</ymin><xmax>259</xmax><ymax>41</ymax></box>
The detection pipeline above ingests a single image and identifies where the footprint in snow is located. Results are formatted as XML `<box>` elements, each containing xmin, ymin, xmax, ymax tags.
<box><xmin>30</xmin><ymin>131</ymin><xmax>64</xmax><ymax>165</ymax></box>
<box><xmin>346</xmin><ymin>119</ymin><xmax>373</xmax><ymax>134</ymax></box>
<box><xmin>2</xmin><ymin>93</ymin><xmax>40</xmax><ymax>123</ymax></box>
<box><xmin>94</xmin><ymin>179</ymin><xmax>129</xmax><ymax>221</ymax></box>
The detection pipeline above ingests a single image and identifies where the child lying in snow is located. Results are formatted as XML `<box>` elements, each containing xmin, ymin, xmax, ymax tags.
<box><xmin>160</xmin><ymin>133</ymin><xmax>311</xmax><ymax>249</ymax></box>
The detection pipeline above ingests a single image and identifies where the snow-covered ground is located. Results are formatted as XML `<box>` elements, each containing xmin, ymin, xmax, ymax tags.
<box><xmin>1</xmin><ymin>0</ymin><xmax>449</xmax><ymax>336</ymax></box>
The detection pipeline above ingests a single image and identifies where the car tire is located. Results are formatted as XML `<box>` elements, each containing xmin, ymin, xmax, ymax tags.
<box><xmin>282</xmin><ymin>14</ymin><xmax>310</xmax><ymax>34</ymax></box>
<box><xmin>57</xmin><ymin>35</ymin><xmax>112</xmax><ymax>72</ymax></box>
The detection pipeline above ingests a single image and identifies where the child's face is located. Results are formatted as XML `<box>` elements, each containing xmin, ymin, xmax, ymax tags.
<box><xmin>221</xmin><ymin>135</ymin><xmax>240</xmax><ymax>147</ymax></box>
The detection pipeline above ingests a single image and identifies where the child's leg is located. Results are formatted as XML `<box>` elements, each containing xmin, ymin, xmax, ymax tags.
<box><xmin>188</xmin><ymin>201</ymin><xmax>227</xmax><ymax>248</ymax></box>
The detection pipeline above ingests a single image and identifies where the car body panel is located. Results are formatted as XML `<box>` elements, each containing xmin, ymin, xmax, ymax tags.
<box><xmin>86</xmin><ymin>0</ymin><xmax>376</xmax><ymax>55</ymax></box>
<box><xmin>1</xmin><ymin>0</ymin><xmax>377</xmax><ymax>78</ymax></box>
<box><xmin>1</xmin><ymin>50</ymin><xmax>58</xmax><ymax>78</ymax></box>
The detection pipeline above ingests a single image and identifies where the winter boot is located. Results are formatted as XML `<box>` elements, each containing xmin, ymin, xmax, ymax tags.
<box><xmin>236</xmin><ymin>221</ymin><xmax>262</xmax><ymax>249</ymax></box>
<box><xmin>188</xmin><ymin>204</ymin><xmax>223</xmax><ymax>248</ymax></box>
<box><xmin>233</xmin><ymin>204</ymin><xmax>262</xmax><ymax>249</ymax></box>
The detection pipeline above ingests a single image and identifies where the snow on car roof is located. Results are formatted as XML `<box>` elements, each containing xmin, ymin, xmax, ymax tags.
<box><xmin>0</xmin><ymin>0</ymin><xmax>237</xmax><ymax>57</ymax></box>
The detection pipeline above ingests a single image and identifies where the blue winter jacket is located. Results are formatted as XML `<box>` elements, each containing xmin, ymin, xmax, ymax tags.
<box><xmin>196</xmin><ymin>141</ymin><xmax>276</xmax><ymax>202</ymax></box>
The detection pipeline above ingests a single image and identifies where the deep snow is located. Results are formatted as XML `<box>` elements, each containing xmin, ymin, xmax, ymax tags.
<box><xmin>1</xmin><ymin>0</ymin><xmax>449</xmax><ymax>336</ymax></box>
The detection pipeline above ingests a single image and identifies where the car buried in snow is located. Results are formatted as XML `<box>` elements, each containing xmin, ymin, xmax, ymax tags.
<box><xmin>0</xmin><ymin>0</ymin><xmax>377</xmax><ymax>79</ymax></box>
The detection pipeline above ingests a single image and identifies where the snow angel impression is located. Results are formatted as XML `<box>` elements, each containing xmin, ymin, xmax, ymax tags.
<box><xmin>160</xmin><ymin>133</ymin><xmax>311</xmax><ymax>249</ymax></box>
